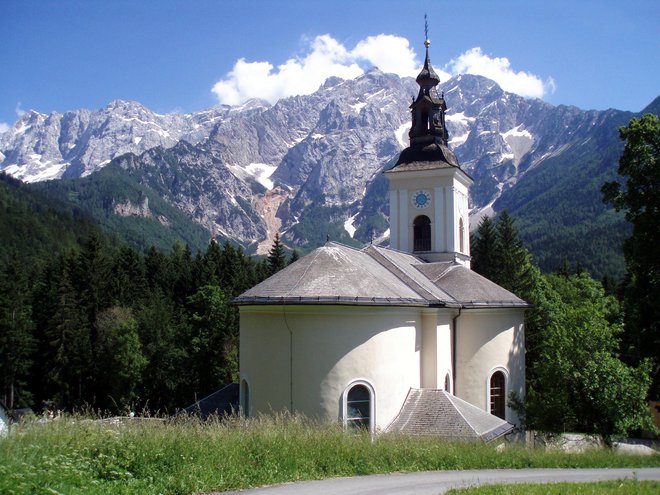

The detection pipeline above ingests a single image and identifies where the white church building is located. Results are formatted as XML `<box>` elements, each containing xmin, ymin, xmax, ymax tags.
<box><xmin>235</xmin><ymin>39</ymin><xmax>529</xmax><ymax>440</ymax></box>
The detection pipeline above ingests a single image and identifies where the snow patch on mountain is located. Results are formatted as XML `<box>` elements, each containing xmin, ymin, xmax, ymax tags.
<box><xmin>395</xmin><ymin>123</ymin><xmax>409</xmax><ymax>148</ymax></box>
<box><xmin>344</xmin><ymin>214</ymin><xmax>358</xmax><ymax>238</ymax></box>
<box><xmin>245</xmin><ymin>163</ymin><xmax>277</xmax><ymax>190</ymax></box>
<box><xmin>4</xmin><ymin>160</ymin><xmax>68</xmax><ymax>182</ymax></box>
<box><xmin>501</xmin><ymin>125</ymin><xmax>534</xmax><ymax>166</ymax></box>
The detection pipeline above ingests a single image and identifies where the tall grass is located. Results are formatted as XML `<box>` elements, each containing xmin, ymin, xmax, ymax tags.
<box><xmin>446</xmin><ymin>480</ymin><xmax>660</xmax><ymax>494</ymax></box>
<box><xmin>0</xmin><ymin>413</ymin><xmax>658</xmax><ymax>495</ymax></box>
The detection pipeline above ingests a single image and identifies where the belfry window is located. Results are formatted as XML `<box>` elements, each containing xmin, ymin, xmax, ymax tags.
<box><xmin>413</xmin><ymin>215</ymin><xmax>432</xmax><ymax>252</ymax></box>
<box><xmin>489</xmin><ymin>371</ymin><xmax>506</xmax><ymax>420</ymax></box>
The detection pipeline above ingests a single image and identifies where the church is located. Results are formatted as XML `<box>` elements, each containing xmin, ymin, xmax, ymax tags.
<box><xmin>235</xmin><ymin>38</ymin><xmax>529</xmax><ymax>440</ymax></box>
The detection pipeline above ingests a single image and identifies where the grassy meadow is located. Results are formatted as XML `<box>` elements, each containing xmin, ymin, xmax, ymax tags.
<box><xmin>447</xmin><ymin>480</ymin><xmax>660</xmax><ymax>494</ymax></box>
<box><xmin>0</xmin><ymin>413</ymin><xmax>658</xmax><ymax>495</ymax></box>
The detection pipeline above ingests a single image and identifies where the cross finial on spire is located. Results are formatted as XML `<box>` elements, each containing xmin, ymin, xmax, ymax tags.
<box><xmin>424</xmin><ymin>14</ymin><xmax>430</xmax><ymax>48</ymax></box>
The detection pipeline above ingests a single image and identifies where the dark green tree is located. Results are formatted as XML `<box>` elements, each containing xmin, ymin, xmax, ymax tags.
<box><xmin>136</xmin><ymin>291</ymin><xmax>187</xmax><ymax>412</ymax></box>
<box><xmin>602</xmin><ymin>113</ymin><xmax>660</xmax><ymax>398</ymax></box>
<box><xmin>470</xmin><ymin>216</ymin><xmax>499</xmax><ymax>281</ymax></box>
<box><xmin>0</xmin><ymin>257</ymin><xmax>35</xmax><ymax>408</ymax></box>
<box><xmin>185</xmin><ymin>285</ymin><xmax>236</xmax><ymax>397</ymax></box>
<box><xmin>47</xmin><ymin>262</ymin><xmax>92</xmax><ymax>408</ymax></box>
<box><xmin>94</xmin><ymin>307</ymin><xmax>147</xmax><ymax>413</ymax></box>
<box><xmin>267</xmin><ymin>232</ymin><xmax>287</xmax><ymax>275</ymax></box>
<box><xmin>289</xmin><ymin>249</ymin><xmax>301</xmax><ymax>265</ymax></box>
<box><xmin>494</xmin><ymin>211</ymin><xmax>537</xmax><ymax>298</ymax></box>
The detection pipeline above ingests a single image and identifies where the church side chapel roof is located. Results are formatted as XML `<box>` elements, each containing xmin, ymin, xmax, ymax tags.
<box><xmin>235</xmin><ymin>242</ymin><xmax>429</xmax><ymax>306</ymax></box>
<box><xmin>386</xmin><ymin>388</ymin><xmax>514</xmax><ymax>442</ymax></box>
<box><xmin>234</xmin><ymin>242</ymin><xmax>528</xmax><ymax>309</ymax></box>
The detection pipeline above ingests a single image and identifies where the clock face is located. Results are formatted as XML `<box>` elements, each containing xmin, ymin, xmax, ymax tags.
<box><xmin>412</xmin><ymin>190</ymin><xmax>431</xmax><ymax>209</ymax></box>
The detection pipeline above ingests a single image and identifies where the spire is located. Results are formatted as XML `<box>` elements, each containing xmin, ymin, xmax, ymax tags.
<box><xmin>407</xmin><ymin>18</ymin><xmax>448</xmax><ymax>147</ymax></box>
<box><xmin>417</xmin><ymin>17</ymin><xmax>440</xmax><ymax>88</ymax></box>
<box><xmin>389</xmin><ymin>16</ymin><xmax>459</xmax><ymax>170</ymax></box>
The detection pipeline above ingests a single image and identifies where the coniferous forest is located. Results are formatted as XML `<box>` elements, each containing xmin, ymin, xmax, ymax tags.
<box><xmin>0</xmin><ymin>189</ymin><xmax>290</xmax><ymax>413</ymax></box>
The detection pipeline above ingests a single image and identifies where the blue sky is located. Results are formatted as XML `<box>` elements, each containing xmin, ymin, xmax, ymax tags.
<box><xmin>1</xmin><ymin>0</ymin><xmax>658</xmax><ymax>131</ymax></box>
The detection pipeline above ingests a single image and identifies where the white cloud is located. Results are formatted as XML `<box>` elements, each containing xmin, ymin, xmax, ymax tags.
<box><xmin>446</xmin><ymin>47</ymin><xmax>555</xmax><ymax>99</ymax></box>
<box><xmin>351</xmin><ymin>35</ymin><xmax>420</xmax><ymax>78</ymax></box>
<box><xmin>211</xmin><ymin>36</ymin><xmax>554</xmax><ymax>106</ymax></box>
<box><xmin>15</xmin><ymin>102</ymin><xmax>25</xmax><ymax>118</ymax></box>
<box><xmin>0</xmin><ymin>122</ymin><xmax>9</xmax><ymax>134</ymax></box>
<box><xmin>212</xmin><ymin>34</ymin><xmax>419</xmax><ymax>106</ymax></box>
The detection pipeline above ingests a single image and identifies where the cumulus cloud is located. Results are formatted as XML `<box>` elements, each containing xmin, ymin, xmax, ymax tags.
<box><xmin>0</xmin><ymin>122</ymin><xmax>9</xmax><ymax>134</ymax></box>
<box><xmin>446</xmin><ymin>47</ymin><xmax>555</xmax><ymax>99</ymax></box>
<box><xmin>351</xmin><ymin>35</ymin><xmax>420</xmax><ymax>78</ymax></box>
<box><xmin>212</xmin><ymin>34</ymin><xmax>419</xmax><ymax>106</ymax></box>
<box><xmin>211</xmin><ymin>36</ymin><xmax>554</xmax><ymax>106</ymax></box>
<box><xmin>15</xmin><ymin>102</ymin><xmax>25</xmax><ymax>118</ymax></box>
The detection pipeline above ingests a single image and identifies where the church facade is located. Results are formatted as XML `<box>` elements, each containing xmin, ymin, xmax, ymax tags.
<box><xmin>235</xmin><ymin>39</ymin><xmax>529</xmax><ymax>439</ymax></box>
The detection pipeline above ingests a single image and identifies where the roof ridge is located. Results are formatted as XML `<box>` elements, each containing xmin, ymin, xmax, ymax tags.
<box><xmin>446</xmin><ymin>392</ymin><xmax>515</xmax><ymax>441</ymax></box>
<box><xmin>365</xmin><ymin>246</ymin><xmax>442</xmax><ymax>304</ymax></box>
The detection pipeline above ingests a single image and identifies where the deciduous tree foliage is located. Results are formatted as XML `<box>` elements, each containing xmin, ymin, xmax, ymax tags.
<box><xmin>472</xmin><ymin>214</ymin><xmax>654</xmax><ymax>440</ymax></box>
<box><xmin>602</xmin><ymin>113</ymin><xmax>660</xmax><ymax>399</ymax></box>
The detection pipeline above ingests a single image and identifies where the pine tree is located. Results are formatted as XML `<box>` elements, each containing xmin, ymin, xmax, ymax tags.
<box><xmin>289</xmin><ymin>249</ymin><xmax>300</xmax><ymax>264</ymax></box>
<box><xmin>47</xmin><ymin>263</ymin><xmax>92</xmax><ymax>408</ymax></box>
<box><xmin>494</xmin><ymin>211</ymin><xmax>537</xmax><ymax>298</ymax></box>
<box><xmin>267</xmin><ymin>232</ymin><xmax>287</xmax><ymax>275</ymax></box>
<box><xmin>0</xmin><ymin>257</ymin><xmax>35</xmax><ymax>408</ymax></box>
<box><xmin>471</xmin><ymin>216</ymin><xmax>499</xmax><ymax>281</ymax></box>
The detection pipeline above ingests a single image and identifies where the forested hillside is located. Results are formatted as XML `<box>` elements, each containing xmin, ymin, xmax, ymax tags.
<box><xmin>0</xmin><ymin>230</ymin><xmax>282</xmax><ymax>413</ymax></box>
<box><xmin>0</xmin><ymin>173</ymin><xmax>112</xmax><ymax>266</ymax></box>
<box><xmin>32</xmin><ymin>161</ymin><xmax>214</xmax><ymax>254</ymax></box>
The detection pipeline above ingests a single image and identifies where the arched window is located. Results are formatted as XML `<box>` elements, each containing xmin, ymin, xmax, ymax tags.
<box><xmin>459</xmin><ymin>217</ymin><xmax>465</xmax><ymax>253</ymax></box>
<box><xmin>342</xmin><ymin>380</ymin><xmax>375</xmax><ymax>431</ymax></box>
<box><xmin>489</xmin><ymin>371</ymin><xmax>506</xmax><ymax>420</ymax></box>
<box><xmin>413</xmin><ymin>215</ymin><xmax>432</xmax><ymax>252</ymax></box>
<box><xmin>240</xmin><ymin>379</ymin><xmax>250</xmax><ymax>418</ymax></box>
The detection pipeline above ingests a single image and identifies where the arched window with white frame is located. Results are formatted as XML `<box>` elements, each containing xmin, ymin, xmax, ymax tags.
<box><xmin>342</xmin><ymin>380</ymin><xmax>375</xmax><ymax>432</ymax></box>
<box><xmin>487</xmin><ymin>367</ymin><xmax>508</xmax><ymax>420</ymax></box>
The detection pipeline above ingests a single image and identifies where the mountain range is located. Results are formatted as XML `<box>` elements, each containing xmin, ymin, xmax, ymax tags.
<box><xmin>2</xmin><ymin>69</ymin><xmax>657</xmax><ymax>278</ymax></box>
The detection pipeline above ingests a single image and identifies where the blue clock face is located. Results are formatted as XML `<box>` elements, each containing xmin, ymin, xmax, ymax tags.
<box><xmin>413</xmin><ymin>190</ymin><xmax>431</xmax><ymax>209</ymax></box>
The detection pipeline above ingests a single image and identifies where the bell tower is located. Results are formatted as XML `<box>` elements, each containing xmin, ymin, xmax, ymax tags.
<box><xmin>384</xmin><ymin>32</ymin><xmax>472</xmax><ymax>266</ymax></box>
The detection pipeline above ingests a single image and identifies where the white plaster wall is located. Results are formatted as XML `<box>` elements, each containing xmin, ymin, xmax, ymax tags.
<box><xmin>436</xmin><ymin>313</ymin><xmax>454</xmax><ymax>391</ymax></box>
<box><xmin>385</xmin><ymin>169</ymin><xmax>471</xmax><ymax>256</ymax></box>
<box><xmin>455</xmin><ymin>309</ymin><xmax>525</xmax><ymax>425</ymax></box>
<box><xmin>240</xmin><ymin>305</ymin><xmax>422</xmax><ymax>431</ymax></box>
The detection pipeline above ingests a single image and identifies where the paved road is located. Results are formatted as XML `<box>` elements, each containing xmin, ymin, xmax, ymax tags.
<box><xmin>215</xmin><ymin>468</ymin><xmax>660</xmax><ymax>494</ymax></box>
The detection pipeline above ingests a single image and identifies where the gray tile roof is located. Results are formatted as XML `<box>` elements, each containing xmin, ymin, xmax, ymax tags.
<box><xmin>234</xmin><ymin>242</ymin><xmax>530</xmax><ymax>309</ymax></box>
<box><xmin>236</xmin><ymin>242</ymin><xmax>429</xmax><ymax>306</ymax></box>
<box><xmin>386</xmin><ymin>388</ymin><xmax>514</xmax><ymax>442</ymax></box>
